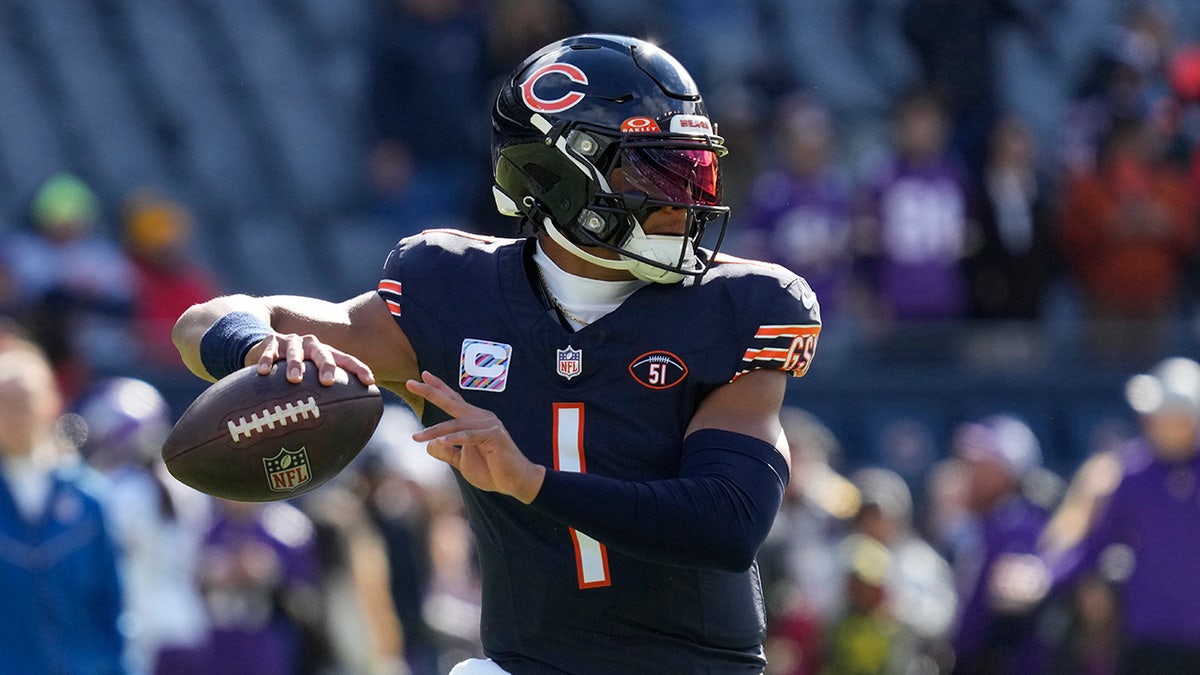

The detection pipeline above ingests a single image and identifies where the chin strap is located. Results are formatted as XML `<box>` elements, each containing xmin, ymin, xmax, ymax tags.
<box><xmin>621</xmin><ymin>223</ymin><xmax>702</xmax><ymax>284</ymax></box>
<box><xmin>540</xmin><ymin>217</ymin><xmax>696</xmax><ymax>284</ymax></box>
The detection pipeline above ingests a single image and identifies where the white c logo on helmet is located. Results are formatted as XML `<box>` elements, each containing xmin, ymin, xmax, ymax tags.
<box><xmin>520</xmin><ymin>64</ymin><xmax>588</xmax><ymax>113</ymax></box>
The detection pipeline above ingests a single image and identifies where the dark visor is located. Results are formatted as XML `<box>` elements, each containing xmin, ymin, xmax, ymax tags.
<box><xmin>619</xmin><ymin>145</ymin><xmax>721</xmax><ymax>206</ymax></box>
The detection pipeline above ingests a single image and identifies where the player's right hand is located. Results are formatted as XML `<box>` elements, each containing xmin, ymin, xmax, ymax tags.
<box><xmin>407</xmin><ymin>370</ymin><xmax>546</xmax><ymax>504</ymax></box>
<box><xmin>249</xmin><ymin>332</ymin><xmax>375</xmax><ymax>387</ymax></box>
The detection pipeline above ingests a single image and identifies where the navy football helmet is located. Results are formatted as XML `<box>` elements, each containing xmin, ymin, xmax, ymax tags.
<box><xmin>492</xmin><ymin>34</ymin><xmax>730</xmax><ymax>283</ymax></box>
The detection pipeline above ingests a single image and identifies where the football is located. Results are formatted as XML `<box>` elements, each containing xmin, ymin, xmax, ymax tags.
<box><xmin>163</xmin><ymin>362</ymin><xmax>384</xmax><ymax>502</ymax></box>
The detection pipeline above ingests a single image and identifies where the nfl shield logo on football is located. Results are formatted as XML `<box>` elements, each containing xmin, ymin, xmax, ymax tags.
<box><xmin>263</xmin><ymin>446</ymin><xmax>311</xmax><ymax>492</ymax></box>
<box><xmin>556</xmin><ymin>346</ymin><xmax>583</xmax><ymax>380</ymax></box>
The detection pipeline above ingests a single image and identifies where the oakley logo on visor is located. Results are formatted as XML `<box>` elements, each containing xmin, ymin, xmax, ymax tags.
<box><xmin>521</xmin><ymin>64</ymin><xmax>588</xmax><ymax>114</ymax></box>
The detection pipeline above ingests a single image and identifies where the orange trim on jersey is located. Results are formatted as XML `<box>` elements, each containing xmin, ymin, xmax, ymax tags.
<box><xmin>551</xmin><ymin>402</ymin><xmax>586</xmax><ymax>472</ymax></box>
<box><xmin>378</xmin><ymin>279</ymin><xmax>402</xmax><ymax>295</ymax></box>
<box><xmin>754</xmin><ymin>324</ymin><xmax>820</xmax><ymax>339</ymax></box>
<box><xmin>384</xmin><ymin>300</ymin><xmax>401</xmax><ymax>316</ymax></box>
<box><xmin>743</xmin><ymin>347</ymin><xmax>791</xmax><ymax>362</ymax></box>
<box><xmin>572</xmin><ymin>528</ymin><xmax>613</xmax><ymax>590</ymax></box>
<box><xmin>551</xmin><ymin>402</ymin><xmax>612</xmax><ymax>589</ymax></box>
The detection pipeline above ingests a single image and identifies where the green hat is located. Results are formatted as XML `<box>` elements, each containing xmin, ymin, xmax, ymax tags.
<box><xmin>32</xmin><ymin>173</ymin><xmax>98</xmax><ymax>231</ymax></box>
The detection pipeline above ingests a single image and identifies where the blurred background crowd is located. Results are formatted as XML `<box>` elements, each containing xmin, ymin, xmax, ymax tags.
<box><xmin>2</xmin><ymin>0</ymin><xmax>1200</xmax><ymax>673</ymax></box>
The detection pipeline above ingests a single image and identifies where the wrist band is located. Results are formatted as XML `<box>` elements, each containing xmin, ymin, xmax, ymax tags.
<box><xmin>199</xmin><ymin>311</ymin><xmax>273</xmax><ymax>379</ymax></box>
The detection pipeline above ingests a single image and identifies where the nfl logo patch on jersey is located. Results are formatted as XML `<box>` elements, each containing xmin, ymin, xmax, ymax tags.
<box><xmin>263</xmin><ymin>447</ymin><xmax>311</xmax><ymax>493</ymax></box>
<box><xmin>556</xmin><ymin>346</ymin><xmax>582</xmax><ymax>380</ymax></box>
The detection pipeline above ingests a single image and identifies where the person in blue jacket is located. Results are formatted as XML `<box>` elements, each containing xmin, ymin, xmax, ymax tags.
<box><xmin>0</xmin><ymin>335</ymin><xmax>126</xmax><ymax>674</ymax></box>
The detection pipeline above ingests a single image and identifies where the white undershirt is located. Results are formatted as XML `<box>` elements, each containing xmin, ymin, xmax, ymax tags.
<box><xmin>533</xmin><ymin>242</ymin><xmax>646</xmax><ymax>330</ymax></box>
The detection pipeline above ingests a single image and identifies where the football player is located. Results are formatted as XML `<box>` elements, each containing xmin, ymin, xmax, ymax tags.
<box><xmin>173</xmin><ymin>34</ymin><xmax>821</xmax><ymax>674</ymax></box>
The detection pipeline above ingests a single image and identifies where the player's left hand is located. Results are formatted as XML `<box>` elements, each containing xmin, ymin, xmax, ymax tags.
<box><xmin>407</xmin><ymin>371</ymin><xmax>545</xmax><ymax>504</ymax></box>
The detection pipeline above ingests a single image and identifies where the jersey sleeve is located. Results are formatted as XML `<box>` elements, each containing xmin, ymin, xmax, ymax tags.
<box><xmin>374</xmin><ymin>229</ymin><xmax>488</xmax><ymax>380</ymax></box>
<box><xmin>375</xmin><ymin>238</ymin><xmax>411</xmax><ymax>324</ymax></box>
<box><xmin>375</xmin><ymin>228</ymin><xmax>499</xmax><ymax>328</ymax></box>
<box><xmin>732</xmin><ymin>271</ymin><xmax>822</xmax><ymax>381</ymax></box>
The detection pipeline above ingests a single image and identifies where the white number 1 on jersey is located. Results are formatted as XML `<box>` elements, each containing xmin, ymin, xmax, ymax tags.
<box><xmin>552</xmin><ymin>403</ymin><xmax>612</xmax><ymax>589</ymax></box>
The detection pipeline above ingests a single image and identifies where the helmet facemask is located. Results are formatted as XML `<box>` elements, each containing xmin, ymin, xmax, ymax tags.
<box><xmin>498</xmin><ymin>115</ymin><xmax>731</xmax><ymax>284</ymax></box>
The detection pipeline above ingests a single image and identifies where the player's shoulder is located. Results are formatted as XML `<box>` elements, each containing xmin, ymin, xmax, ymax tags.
<box><xmin>397</xmin><ymin>228</ymin><xmax>520</xmax><ymax>256</ymax></box>
<box><xmin>701</xmin><ymin>250</ymin><xmax>821</xmax><ymax>323</ymax></box>
<box><xmin>385</xmin><ymin>228</ymin><xmax>523</xmax><ymax>274</ymax></box>
<box><xmin>706</xmin><ymin>249</ymin><xmax>800</xmax><ymax>282</ymax></box>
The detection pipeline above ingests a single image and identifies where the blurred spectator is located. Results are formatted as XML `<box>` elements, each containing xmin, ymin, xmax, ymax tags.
<box><xmin>302</xmin><ymin>482</ymin><xmax>407</xmax><ymax>674</ymax></box>
<box><xmin>1057</xmin><ymin>117</ymin><xmax>1198</xmax><ymax>360</ymax></box>
<box><xmin>0</xmin><ymin>173</ymin><xmax>134</xmax><ymax>389</ymax></box>
<box><xmin>194</xmin><ymin>499</ymin><xmax>323</xmax><ymax>675</ymax></box>
<box><xmin>0</xmin><ymin>337</ymin><xmax>126</xmax><ymax>674</ymax></box>
<box><xmin>821</xmin><ymin>534</ymin><xmax>918</xmax><ymax>675</ymax></box>
<box><xmin>1035</xmin><ymin>442</ymin><xmax>1126</xmax><ymax>675</ymax></box>
<box><xmin>71</xmin><ymin>376</ymin><xmax>212</xmax><ymax>675</ymax></box>
<box><xmin>1175</xmin><ymin>44</ymin><xmax>1200</xmax><ymax>188</ymax></box>
<box><xmin>870</xmin><ymin>414</ymin><xmax>942</xmax><ymax>488</ymax></box>
<box><xmin>900</xmin><ymin>0</ymin><xmax>1053</xmax><ymax>182</ymax></box>
<box><xmin>948</xmin><ymin>414</ymin><xmax>1051</xmax><ymax>675</ymax></box>
<box><xmin>1043</xmin><ymin>356</ymin><xmax>1200</xmax><ymax>674</ymax></box>
<box><xmin>1040</xmin><ymin>447</ymin><xmax>1124</xmax><ymax>558</ymax></box>
<box><xmin>759</xmin><ymin>408</ymin><xmax>857</xmax><ymax>675</ymax></box>
<box><xmin>853</xmin><ymin>89</ymin><xmax>973</xmax><ymax>325</ymax></box>
<box><xmin>421</xmin><ymin>488</ymin><xmax>484</xmax><ymax>669</ymax></box>
<box><xmin>1061</xmin><ymin>5</ymin><xmax>1180</xmax><ymax>177</ymax></box>
<box><xmin>357</xmin><ymin>401</ymin><xmax>448</xmax><ymax>667</ymax></box>
<box><xmin>966</xmin><ymin>115</ymin><xmax>1058</xmax><ymax>320</ymax></box>
<box><xmin>923</xmin><ymin>457</ymin><xmax>975</xmax><ymax>567</ymax></box>
<box><xmin>738</xmin><ymin>95</ymin><xmax>856</xmax><ymax>322</ymax></box>
<box><xmin>366</xmin><ymin>0</ymin><xmax>491</xmax><ymax>236</ymax></box>
<box><xmin>847</xmin><ymin>468</ymin><xmax>956</xmax><ymax>668</ymax></box>
<box><xmin>1045</xmin><ymin>573</ymin><xmax>1121</xmax><ymax>675</ymax></box>
<box><xmin>121</xmin><ymin>191</ymin><xmax>221</xmax><ymax>372</ymax></box>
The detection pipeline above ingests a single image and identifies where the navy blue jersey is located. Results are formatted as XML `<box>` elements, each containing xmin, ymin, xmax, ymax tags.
<box><xmin>377</xmin><ymin>230</ymin><xmax>821</xmax><ymax>674</ymax></box>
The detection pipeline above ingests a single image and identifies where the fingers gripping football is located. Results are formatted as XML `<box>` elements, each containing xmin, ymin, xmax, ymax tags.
<box><xmin>252</xmin><ymin>332</ymin><xmax>374</xmax><ymax>386</ymax></box>
<box><xmin>407</xmin><ymin>371</ymin><xmax>545</xmax><ymax>504</ymax></box>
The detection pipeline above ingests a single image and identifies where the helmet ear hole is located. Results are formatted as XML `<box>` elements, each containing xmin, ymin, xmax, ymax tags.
<box><xmin>577</xmin><ymin>209</ymin><xmax>616</xmax><ymax>240</ymax></box>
